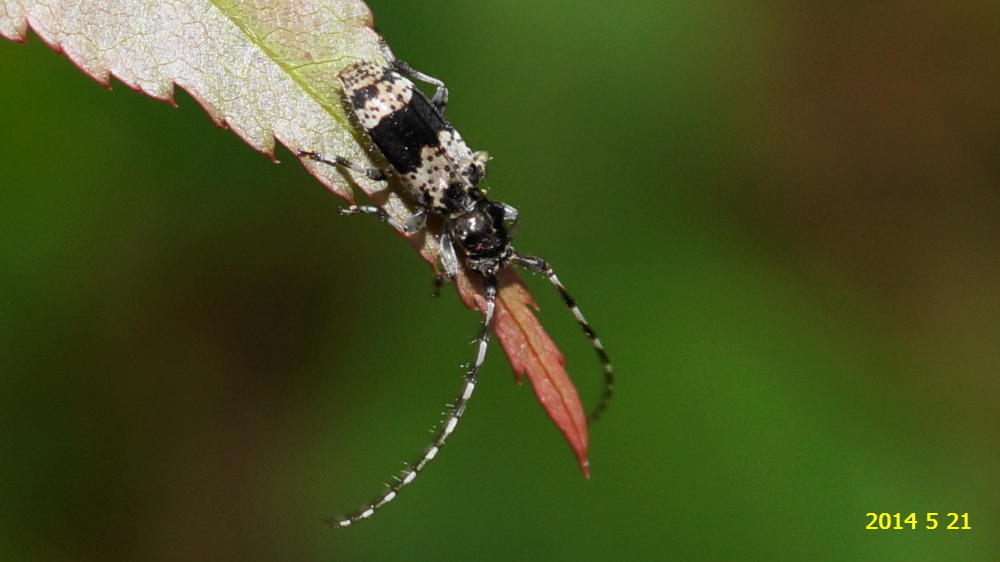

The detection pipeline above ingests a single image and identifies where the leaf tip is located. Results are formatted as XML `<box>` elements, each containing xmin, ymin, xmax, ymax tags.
<box><xmin>262</xmin><ymin>145</ymin><xmax>279</xmax><ymax>164</ymax></box>
<box><xmin>454</xmin><ymin>271</ymin><xmax>591</xmax><ymax>476</ymax></box>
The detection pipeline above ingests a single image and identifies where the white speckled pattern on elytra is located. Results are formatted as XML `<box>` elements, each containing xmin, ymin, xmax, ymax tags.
<box><xmin>399</xmin><ymin>129</ymin><xmax>482</xmax><ymax>211</ymax></box>
<box><xmin>341</xmin><ymin>63</ymin><xmax>415</xmax><ymax>130</ymax></box>
<box><xmin>340</xmin><ymin>62</ymin><xmax>483</xmax><ymax>213</ymax></box>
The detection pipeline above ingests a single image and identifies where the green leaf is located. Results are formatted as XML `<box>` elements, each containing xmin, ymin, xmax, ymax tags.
<box><xmin>1</xmin><ymin>0</ymin><xmax>384</xmax><ymax>199</ymax></box>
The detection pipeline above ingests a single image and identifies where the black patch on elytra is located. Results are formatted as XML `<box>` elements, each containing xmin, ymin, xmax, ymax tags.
<box><xmin>347</xmin><ymin>67</ymin><xmax>399</xmax><ymax>109</ymax></box>
<box><xmin>368</xmin><ymin>86</ymin><xmax>450</xmax><ymax>174</ymax></box>
<box><xmin>350</xmin><ymin>85</ymin><xmax>378</xmax><ymax>110</ymax></box>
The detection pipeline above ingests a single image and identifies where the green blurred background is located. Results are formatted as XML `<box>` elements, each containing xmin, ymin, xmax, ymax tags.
<box><xmin>2</xmin><ymin>1</ymin><xmax>998</xmax><ymax>560</ymax></box>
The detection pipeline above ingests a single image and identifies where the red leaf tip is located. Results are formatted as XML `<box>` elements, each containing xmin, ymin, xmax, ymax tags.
<box><xmin>455</xmin><ymin>270</ymin><xmax>591</xmax><ymax>475</ymax></box>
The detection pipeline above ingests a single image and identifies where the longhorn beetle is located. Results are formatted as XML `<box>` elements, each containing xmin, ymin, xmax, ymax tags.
<box><xmin>299</xmin><ymin>49</ymin><xmax>613</xmax><ymax>527</ymax></box>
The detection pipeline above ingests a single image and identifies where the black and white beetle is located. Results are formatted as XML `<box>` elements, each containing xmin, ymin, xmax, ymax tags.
<box><xmin>299</xmin><ymin>52</ymin><xmax>613</xmax><ymax>527</ymax></box>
